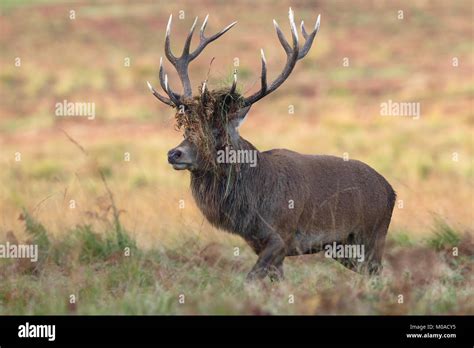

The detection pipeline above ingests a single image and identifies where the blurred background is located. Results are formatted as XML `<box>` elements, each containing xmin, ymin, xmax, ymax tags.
<box><xmin>1</xmin><ymin>0</ymin><xmax>472</xmax><ymax>243</ymax></box>
<box><xmin>0</xmin><ymin>0</ymin><xmax>472</xmax><ymax>314</ymax></box>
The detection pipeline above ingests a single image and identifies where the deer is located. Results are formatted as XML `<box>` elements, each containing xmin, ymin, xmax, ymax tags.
<box><xmin>147</xmin><ymin>8</ymin><xmax>396</xmax><ymax>281</ymax></box>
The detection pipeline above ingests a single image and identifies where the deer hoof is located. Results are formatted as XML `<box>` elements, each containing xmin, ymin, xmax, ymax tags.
<box><xmin>245</xmin><ymin>269</ymin><xmax>266</xmax><ymax>283</ymax></box>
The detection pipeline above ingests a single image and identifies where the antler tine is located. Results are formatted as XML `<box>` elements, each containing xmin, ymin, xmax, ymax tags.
<box><xmin>182</xmin><ymin>16</ymin><xmax>198</xmax><ymax>56</ymax></box>
<box><xmin>288</xmin><ymin>7</ymin><xmax>299</xmax><ymax>47</ymax></box>
<box><xmin>259</xmin><ymin>49</ymin><xmax>268</xmax><ymax>95</ymax></box>
<box><xmin>159</xmin><ymin>57</ymin><xmax>181</xmax><ymax>106</ymax></box>
<box><xmin>146</xmin><ymin>81</ymin><xmax>174</xmax><ymax>106</ymax></box>
<box><xmin>200</xmin><ymin>80</ymin><xmax>210</xmax><ymax>106</ymax></box>
<box><xmin>243</xmin><ymin>8</ymin><xmax>320</xmax><ymax>107</ymax></box>
<box><xmin>298</xmin><ymin>14</ymin><xmax>320</xmax><ymax>59</ymax></box>
<box><xmin>200</xmin><ymin>14</ymin><xmax>209</xmax><ymax>38</ymax></box>
<box><xmin>164</xmin><ymin>74</ymin><xmax>181</xmax><ymax>106</ymax></box>
<box><xmin>273</xmin><ymin>19</ymin><xmax>291</xmax><ymax>53</ymax></box>
<box><xmin>164</xmin><ymin>14</ymin><xmax>178</xmax><ymax>65</ymax></box>
<box><xmin>190</xmin><ymin>16</ymin><xmax>238</xmax><ymax>61</ymax></box>
<box><xmin>230</xmin><ymin>69</ymin><xmax>238</xmax><ymax>94</ymax></box>
<box><xmin>300</xmin><ymin>20</ymin><xmax>308</xmax><ymax>39</ymax></box>
<box><xmin>201</xmin><ymin>81</ymin><xmax>207</xmax><ymax>102</ymax></box>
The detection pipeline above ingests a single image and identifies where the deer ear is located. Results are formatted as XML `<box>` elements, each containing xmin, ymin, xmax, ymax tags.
<box><xmin>230</xmin><ymin>106</ymin><xmax>251</xmax><ymax>129</ymax></box>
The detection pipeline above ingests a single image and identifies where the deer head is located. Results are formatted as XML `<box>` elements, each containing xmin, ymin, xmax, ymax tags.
<box><xmin>147</xmin><ymin>8</ymin><xmax>320</xmax><ymax>173</ymax></box>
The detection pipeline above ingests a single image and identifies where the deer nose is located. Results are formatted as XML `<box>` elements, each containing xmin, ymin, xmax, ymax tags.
<box><xmin>168</xmin><ymin>149</ymin><xmax>182</xmax><ymax>163</ymax></box>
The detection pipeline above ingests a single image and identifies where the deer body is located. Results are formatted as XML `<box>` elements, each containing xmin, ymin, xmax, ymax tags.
<box><xmin>147</xmin><ymin>8</ymin><xmax>396</xmax><ymax>280</ymax></box>
<box><xmin>191</xmin><ymin>136</ymin><xmax>396</xmax><ymax>279</ymax></box>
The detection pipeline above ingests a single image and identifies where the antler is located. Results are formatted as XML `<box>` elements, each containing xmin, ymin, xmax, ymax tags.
<box><xmin>147</xmin><ymin>14</ymin><xmax>237</xmax><ymax>106</ymax></box>
<box><xmin>242</xmin><ymin>8</ymin><xmax>320</xmax><ymax>107</ymax></box>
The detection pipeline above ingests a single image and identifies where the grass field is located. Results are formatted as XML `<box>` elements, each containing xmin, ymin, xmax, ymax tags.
<box><xmin>0</xmin><ymin>0</ymin><xmax>473</xmax><ymax>314</ymax></box>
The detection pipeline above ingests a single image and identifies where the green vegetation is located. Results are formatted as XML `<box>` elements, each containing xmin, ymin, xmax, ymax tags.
<box><xmin>428</xmin><ymin>218</ymin><xmax>462</xmax><ymax>251</ymax></box>
<box><xmin>0</xmin><ymin>211</ymin><xmax>472</xmax><ymax>314</ymax></box>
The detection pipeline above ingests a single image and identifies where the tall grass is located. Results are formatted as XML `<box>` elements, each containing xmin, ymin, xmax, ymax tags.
<box><xmin>1</xmin><ymin>210</ymin><xmax>472</xmax><ymax>315</ymax></box>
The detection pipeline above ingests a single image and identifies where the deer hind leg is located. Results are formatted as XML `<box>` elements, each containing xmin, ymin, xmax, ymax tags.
<box><xmin>332</xmin><ymin>232</ymin><xmax>374</xmax><ymax>274</ymax></box>
<box><xmin>336</xmin><ymin>219</ymin><xmax>390</xmax><ymax>275</ymax></box>
<box><xmin>333</xmin><ymin>254</ymin><xmax>360</xmax><ymax>273</ymax></box>
<box><xmin>246</xmin><ymin>233</ymin><xmax>286</xmax><ymax>282</ymax></box>
<box><xmin>331</xmin><ymin>233</ymin><xmax>363</xmax><ymax>273</ymax></box>
<box><xmin>364</xmin><ymin>218</ymin><xmax>391</xmax><ymax>275</ymax></box>
<box><xmin>268</xmin><ymin>260</ymin><xmax>285</xmax><ymax>282</ymax></box>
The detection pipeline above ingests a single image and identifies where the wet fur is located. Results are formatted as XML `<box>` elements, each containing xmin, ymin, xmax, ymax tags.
<box><xmin>190</xmin><ymin>135</ymin><xmax>396</xmax><ymax>279</ymax></box>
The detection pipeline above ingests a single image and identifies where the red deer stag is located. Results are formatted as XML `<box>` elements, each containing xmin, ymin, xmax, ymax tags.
<box><xmin>147</xmin><ymin>8</ymin><xmax>396</xmax><ymax>281</ymax></box>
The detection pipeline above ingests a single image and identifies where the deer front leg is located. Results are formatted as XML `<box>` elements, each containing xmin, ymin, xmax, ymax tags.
<box><xmin>246</xmin><ymin>233</ymin><xmax>286</xmax><ymax>282</ymax></box>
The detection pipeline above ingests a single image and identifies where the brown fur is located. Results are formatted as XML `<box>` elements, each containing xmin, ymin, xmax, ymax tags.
<box><xmin>177</xmin><ymin>90</ymin><xmax>396</xmax><ymax>281</ymax></box>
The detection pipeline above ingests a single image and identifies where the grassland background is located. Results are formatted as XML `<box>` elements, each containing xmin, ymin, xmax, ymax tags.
<box><xmin>0</xmin><ymin>0</ymin><xmax>472</xmax><ymax>314</ymax></box>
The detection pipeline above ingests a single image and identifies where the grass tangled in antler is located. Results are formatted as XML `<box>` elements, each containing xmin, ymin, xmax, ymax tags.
<box><xmin>174</xmin><ymin>86</ymin><xmax>244</xmax><ymax>173</ymax></box>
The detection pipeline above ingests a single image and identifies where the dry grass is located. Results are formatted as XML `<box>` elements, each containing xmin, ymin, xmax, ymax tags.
<box><xmin>0</xmin><ymin>209</ymin><xmax>472</xmax><ymax>314</ymax></box>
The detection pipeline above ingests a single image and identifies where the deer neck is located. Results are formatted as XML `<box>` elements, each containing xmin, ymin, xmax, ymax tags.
<box><xmin>189</xmin><ymin>136</ymin><xmax>263</xmax><ymax>231</ymax></box>
<box><xmin>190</xmin><ymin>136</ymin><xmax>261</xmax><ymax>190</ymax></box>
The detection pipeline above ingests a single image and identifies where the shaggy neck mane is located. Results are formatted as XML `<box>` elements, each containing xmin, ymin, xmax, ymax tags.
<box><xmin>189</xmin><ymin>136</ymin><xmax>265</xmax><ymax>235</ymax></box>
<box><xmin>191</xmin><ymin>136</ymin><xmax>259</xmax><ymax>182</ymax></box>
